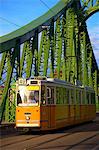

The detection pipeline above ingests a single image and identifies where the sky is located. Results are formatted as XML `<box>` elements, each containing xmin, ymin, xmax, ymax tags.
<box><xmin>0</xmin><ymin>0</ymin><xmax>99</xmax><ymax>67</ymax></box>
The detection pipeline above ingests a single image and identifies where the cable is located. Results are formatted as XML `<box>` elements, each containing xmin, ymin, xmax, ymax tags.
<box><xmin>39</xmin><ymin>0</ymin><xmax>87</xmax><ymax>25</ymax></box>
<box><xmin>0</xmin><ymin>0</ymin><xmax>75</xmax><ymax>36</ymax></box>
<box><xmin>0</xmin><ymin>16</ymin><xmax>21</xmax><ymax>28</ymax></box>
<box><xmin>0</xmin><ymin>0</ymin><xmax>62</xmax><ymax>36</ymax></box>
<box><xmin>39</xmin><ymin>0</ymin><xmax>56</xmax><ymax>15</ymax></box>
<box><xmin>39</xmin><ymin>0</ymin><xmax>68</xmax><ymax>23</ymax></box>
<box><xmin>0</xmin><ymin>0</ymin><xmax>56</xmax><ymax>29</ymax></box>
<box><xmin>0</xmin><ymin>0</ymin><xmax>66</xmax><ymax>32</ymax></box>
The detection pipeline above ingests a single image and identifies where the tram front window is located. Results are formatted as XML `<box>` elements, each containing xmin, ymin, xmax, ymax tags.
<box><xmin>17</xmin><ymin>88</ymin><xmax>39</xmax><ymax>106</ymax></box>
<box><xmin>28</xmin><ymin>91</ymin><xmax>39</xmax><ymax>104</ymax></box>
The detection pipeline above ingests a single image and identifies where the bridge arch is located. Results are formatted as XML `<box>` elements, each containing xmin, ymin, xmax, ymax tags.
<box><xmin>84</xmin><ymin>8</ymin><xmax>99</xmax><ymax>21</ymax></box>
<box><xmin>80</xmin><ymin>0</ymin><xmax>99</xmax><ymax>22</ymax></box>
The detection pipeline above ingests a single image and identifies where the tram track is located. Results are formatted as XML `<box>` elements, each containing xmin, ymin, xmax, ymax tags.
<box><xmin>65</xmin><ymin>132</ymin><xmax>99</xmax><ymax>150</ymax></box>
<box><xmin>25</xmin><ymin>121</ymin><xmax>99</xmax><ymax>150</ymax></box>
<box><xmin>25</xmin><ymin>132</ymin><xmax>99</xmax><ymax>150</ymax></box>
<box><xmin>1</xmin><ymin>129</ymin><xmax>73</xmax><ymax>149</ymax></box>
<box><xmin>0</xmin><ymin>124</ymin><xmax>84</xmax><ymax>149</ymax></box>
<box><xmin>0</xmin><ymin>132</ymin><xmax>42</xmax><ymax>148</ymax></box>
<box><xmin>1</xmin><ymin>117</ymin><xmax>99</xmax><ymax>150</ymax></box>
<box><xmin>25</xmin><ymin>132</ymin><xmax>73</xmax><ymax>150</ymax></box>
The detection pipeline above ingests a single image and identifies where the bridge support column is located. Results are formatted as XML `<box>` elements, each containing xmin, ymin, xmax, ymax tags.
<box><xmin>54</xmin><ymin>17</ymin><xmax>62</xmax><ymax>79</ymax></box>
<box><xmin>49</xmin><ymin>19</ymin><xmax>54</xmax><ymax>78</ymax></box>
<box><xmin>93</xmin><ymin>70</ymin><xmax>98</xmax><ymax>111</ymax></box>
<box><xmin>32</xmin><ymin>30</ymin><xmax>39</xmax><ymax>76</ymax></box>
<box><xmin>88</xmin><ymin>49</ymin><xmax>93</xmax><ymax>87</ymax></box>
<box><xmin>80</xmin><ymin>29</ymin><xmax>88</xmax><ymax>86</ymax></box>
<box><xmin>65</xmin><ymin>8</ymin><xmax>77</xmax><ymax>83</ymax></box>
<box><xmin>38</xmin><ymin>28</ymin><xmax>50</xmax><ymax>76</ymax></box>
<box><xmin>0</xmin><ymin>40</ymin><xmax>20</xmax><ymax>123</ymax></box>
<box><xmin>25</xmin><ymin>40</ymin><xmax>33</xmax><ymax>78</ymax></box>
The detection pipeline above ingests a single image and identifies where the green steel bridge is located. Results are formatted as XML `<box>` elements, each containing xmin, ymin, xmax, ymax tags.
<box><xmin>0</xmin><ymin>0</ymin><xmax>99</xmax><ymax>123</ymax></box>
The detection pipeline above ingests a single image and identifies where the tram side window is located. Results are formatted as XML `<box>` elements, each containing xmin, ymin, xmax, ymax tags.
<box><xmin>91</xmin><ymin>93</ymin><xmax>95</xmax><ymax>104</ymax></box>
<box><xmin>70</xmin><ymin>89</ymin><xmax>74</xmax><ymax>104</ymax></box>
<box><xmin>50</xmin><ymin>88</ymin><xmax>54</xmax><ymax>104</ymax></box>
<box><xmin>82</xmin><ymin>91</ymin><xmax>85</xmax><ymax>104</ymax></box>
<box><xmin>76</xmin><ymin>90</ymin><xmax>81</xmax><ymax>104</ymax></box>
<box><xmin>47</xmin><ymin>87</ymin><xmax>51</xmax><ymax>104</ymax></box>
<box><xmin>66</xmin><ymin>89</ymin><xmax>69</xmax><ymax>104</ymax></box>
<box><xmin>86</xmin><ymin>92</ymin><xmax>90</xmax><ymax>104</ymax></box>
<box><xmin>76</xmin><ymin>90</ymin><xmax>78</xmax><ymax>104</ymax></box>
<box><xmin>41</xmin><ymin>85</ymin><xmax>46</xmax><ymax>105</ymax></box>
<box><xmin>79</xmin><ymin>91</ymin><xmax>81</xmax><ymax>104</ymax></box>
<box><xmin>56</xmin><ymin>87</ymin><xmax>59</xmax><ymax>104</ymax></box>
<box><xmin>47</xmin><ymin>87</ymin><xmax>54</xmax><ymax>104</ymax></box>
<box><xmin>56</xmin><ymin>87</ymin><xmax>64</xmax><ymax>104</ymax></box>
<box><xmin>60</xmin><ymin>87</ymin><xmax>64</xmax><ymax>104</ymax></box>
<box><xmin>56</xmin><ymin>87</ymin><xmax>67</xmax><ymax>104</ymax></box>
<box><xmin>63</xmin><ymin>88</ymin><xmax>66</xmax><ymax>104</ymax></box>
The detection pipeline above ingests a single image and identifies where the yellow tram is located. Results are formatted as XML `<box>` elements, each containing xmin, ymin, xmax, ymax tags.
<box><xmin>16</xmin><ymin>77</ymin><xmax>96</xmax><ymax>130</ymax></box>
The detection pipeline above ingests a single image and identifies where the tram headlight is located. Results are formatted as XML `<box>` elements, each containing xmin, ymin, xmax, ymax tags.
<box><xmin>25</xmin><ymin>116</ymin><xmax>30</xmax><ymax>120</ymax></box>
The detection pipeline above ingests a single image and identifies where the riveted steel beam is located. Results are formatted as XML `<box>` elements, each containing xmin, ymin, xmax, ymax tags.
<box><xmin>49</xmin><ymin>19</ymin><xmax>54</xmax><ymax>78</ymax></box>
<box><xmin>78</xmin><ymin>0</ymin><xmax>99</xmax><ymax>22</ymax></box>
<box><xmin>61</xmin><ymin>12</ymin><xmax>66</xmax><ymax>80</ymax></box>
<box><xmin>65</xmin><ymin>8</ymin><xmax>77</xmax><ymax>83</ymax></box>
<box><xmin>38</xmin><ymin>28</ymin><xmax>50</xmax><ymax>76</ymax></box>
<box><xmin>0</xmin><ymin>40</ymin><xmax>20</xmax><ymax>123</ymax></box>
<box><xmin>54</xmin><ymin>17</ymin><xmax>62</xmax><ymax>79</ymax></box>
<box><xmin>25</xmin><ymin>40</ymin><xmax>33</xmax><ymax>78</ymax></box>
<box><xmin>33</xmin><ymin>30</ymin><xmax>38</xmax><ymax>76</ymax></box>
<box><xmin>80</xmin><ymin>25</ymin><xmax>88</xmax><ymax>86</ymax></box>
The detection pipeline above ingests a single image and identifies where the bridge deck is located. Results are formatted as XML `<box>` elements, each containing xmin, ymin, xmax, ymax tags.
<box><xmin>0</xmin><ymin>113</ymin><xmax>99</xmax><ymax>150</ymax></box>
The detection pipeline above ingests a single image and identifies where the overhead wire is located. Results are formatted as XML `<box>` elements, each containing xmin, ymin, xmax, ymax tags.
<box><xmin>0</xmin><ymin>0</ymin><xmax>89</xmax><ymax>35</ymax></box>
<box><xmin>0</xmin><ymin>0</ymin><xmax>66</xmax><ymax>32</ymax></box>
<box><xmin>39</xmin><ymin>0</ymin><xmax>57</xmax><ymax>15</ymax></box>
<box><xmin>0</xmin><ymin>0</ymin><xmax>69</xmax><ymax>36</ymax></box>
<box><xmin>39</xmin><ymin>0</ymin><xmax>69</xmax><ymax>23</ymax></box>
<box><xmin>0</xmin><ymin>0</ymin><xmax>58</xmax><ymax>35</ymax></box>
<box><xmin>0</xmin><ymin>16</ymin><xmax>21</xmax><ymax>28</ymax></box>
<box><xmin>0</xmin><ymin>0</ymin><xmax>59</xmax><ymax>30</ymax></box>
<box><xmin>0</xmin><ymin>0</ymin><xmax>58</xmax><ymax>37</ymax></box>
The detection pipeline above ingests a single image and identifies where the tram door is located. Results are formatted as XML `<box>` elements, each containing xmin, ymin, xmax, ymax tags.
<box><xmin>47</xmin><ymin>87</ymin><xmax>55</xmax><ymax>128</ymax></box>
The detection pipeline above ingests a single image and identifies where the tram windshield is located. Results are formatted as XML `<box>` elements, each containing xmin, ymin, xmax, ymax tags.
<box><xmin>17</xmin><ymin>86</ymin><xmax>39</xmax><ymax>106</ymax></box>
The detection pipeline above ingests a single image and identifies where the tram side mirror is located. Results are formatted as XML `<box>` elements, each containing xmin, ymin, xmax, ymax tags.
<box><xmin>47</xmin><ymin>87</ymin><xmax>51</xmax><ymax>99</ymax></box>
<box><xmin>17</xmin><ymin>92</ymin><xmax>22</xmax><ymax>105</ymax></box>
<box><xmin>42</xmin><ymin>100</ymin><xmax>46</xmax><ymax>105</ymax></box>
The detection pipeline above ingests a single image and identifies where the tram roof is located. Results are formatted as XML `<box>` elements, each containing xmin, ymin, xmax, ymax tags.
<box><xmin>84</xmin><ymin>86</ymin><xmax>94</xmax><ymax>91</ymax></box>
<box><xmin>17</xmin><ymin>77</ymin><xmax>94</xmax><ymax>91</ymax></box>
<box><xmin>46</xmin><ymin>78</ymin><xmax>73</xmax><ymax>85</ymax></box>
<box><xmin>27</xmin><ymin>77</ymin><xmax>73</xmax><ymax>86</ymax></box>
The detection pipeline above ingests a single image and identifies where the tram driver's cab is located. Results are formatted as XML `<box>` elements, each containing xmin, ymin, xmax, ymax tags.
<box><xmin>16</xmin><ymin>77</ymin><xmax>55</xmax><ymax>129</ymax></box>
<box><xmin>16</xmin><ymin>78</ymin><xmax>40</xmax><ymax>106</ymax></box>
<box><xmin>17</xmin><ymin>89</ymin><xmax>39</xmax><ymax>106</ymax></box>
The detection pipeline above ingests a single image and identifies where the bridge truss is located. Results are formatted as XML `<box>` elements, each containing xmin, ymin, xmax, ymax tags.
<box><xmin>0</xmin><ymin>0</ymin><xmax>99</xmax><ymax>123</ymax></box>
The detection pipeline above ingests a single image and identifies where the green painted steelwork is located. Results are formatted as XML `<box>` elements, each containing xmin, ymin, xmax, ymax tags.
<box><xmin>55</xmin><ymin>17</ymin><xmax>62</xmax><ymax>79</ymax></box>
<box><xmin>80</xmin><ymin>30</ymin><xmax>88</xmax><ymax>86</ymax></box>
<box><xmin>49</xmin><ymin>19</ymin><xmax>54</xmax><ymax>78</ymax></box>
<box><xmin>0</xmin><ymin>0</ymin><xmax>99</xmax><ymax>123</ymax></box>
<box><xmin>0</xmin><ymin>0</ymin><xmax>73</xmax><ymax>52</ymax></box>
<box><xmin>25</xmin><ymin>41</ymin><xmax>33</xmax><ymax>78</ymax></box>
<box><xmin>38</xmin><ymin>29</ymin><xmax>50</xmax><ymax>76</ymax></box>
<box><xmin>78</xmin><ymin>0</ymin><xmax>99</xmax><ymax>24</ymax></box>
<box><xmin>65</xmin><ymin>8</ymin><xmax>77</xmax><ymax>83</ymax></box>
